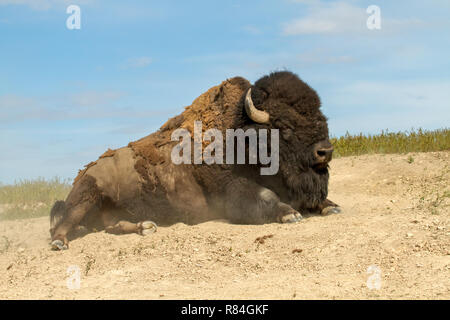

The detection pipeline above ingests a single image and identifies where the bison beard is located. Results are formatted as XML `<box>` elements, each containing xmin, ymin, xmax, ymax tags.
<box><xmin>49</xmin><ymin>71</ymin><xmax>341</xmax><ymax>250</ymax></box>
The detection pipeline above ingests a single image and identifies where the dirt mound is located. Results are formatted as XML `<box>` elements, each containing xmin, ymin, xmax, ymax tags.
<box><xmin>0</xmin><ymin>151</ymin><xmax>448</xmax><ymax>299</ymax></box>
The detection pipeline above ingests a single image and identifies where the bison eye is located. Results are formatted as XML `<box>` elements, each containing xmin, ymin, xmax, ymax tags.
<box><xmin>282</xmin><ymin>128</ymin><xmax>292</xmax><ymax>141</ymax></box>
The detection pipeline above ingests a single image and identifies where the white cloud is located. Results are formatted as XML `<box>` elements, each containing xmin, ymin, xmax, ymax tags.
<box><xmin>124</xmin><ymin>56</ymin><xmax>153</xmax><ymax>69</ymax></box>
<box><xmin>0</xmin><ymin>89</ymin><xmax>178</xmax><ymax>125</ymax></box>
<box><xmin>329</xmin><ymin>111</ymin><xmax>448</xmax><ymax>137</ymax></box>
<box><xmin>0</xmin><ymin>94</ymin><xmax>47</xmax><ymax>120</ymax></box>
<box><xmin>0</xmin><ymin>0</ymin><xmax>49</xmax><ymax>10</ymax></box>
<box><xmin>283</xmin><ymin>1</ymin><xmax>424</xmax><ymax>35</ymax></box>
<box><xmin>71</xmin><ymin>91</ymin><xmax>125</xmax><ymax>107</ymax></box>
<box><xmin>331</xmin><ymin>81</ymin><xmax>450</xmax><ymax>111</ymax></box>
<box><xmin>283</xmin><ymin>2</ymin><xmax>366</xmax><ymax>35</ymax></box>
<box><xmin>242</xmin><ymin>25</ymin><xmax>262</xmax><ymax>35</ymax></box>
<box><xmin>0</xmin><ymin>94</ymin><xmax>35</xmax><ymax>109</ymax></box>
<box><xmin>0</xmin><ymin>0</ymin><xmax>94</xmax><ymax>11</ymax></box>
<box><xmin>289</xmin><ymin>0</ymin><xmax>322</xmax><ymax>5</ymax></box>
<box><xmin>297</xmin><ymin>48</ymin><xmax>356</xmax><ymax>64</ymax></box>
<box><xmin>326</xmin><ymin>80</ymin><xmax>450</xmax><ymax>135</ymax></box>
<box><xmin>0</xmin><ymin>90</ymin><xmax>127</xmax><ymax>122</ymax></box>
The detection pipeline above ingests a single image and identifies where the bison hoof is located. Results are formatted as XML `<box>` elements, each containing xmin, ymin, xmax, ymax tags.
<box><xmin>51</xmin><ymin>240</ymin><xmax>68</xmax><ymax>251</ymax></box>
<box><xmin>321</xmin><ymin>206</ymin><xmax>342</xmax><ymax>215</ymax></box>
<box><xmin>281</xmin><ymin>212</ymin><xmax>303</xmax><ymax>223</ymax></box>
<box><xmin>139</xmin><ymin>221</ymin><xmax>157</xmax><ymax>236</ymax></box>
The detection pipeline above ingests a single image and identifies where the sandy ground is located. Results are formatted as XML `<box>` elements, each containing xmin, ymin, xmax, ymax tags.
<box><xmin>0</xmin><ymin>151</ymin><xmax>449</xmax><ymax>300</ymax></box>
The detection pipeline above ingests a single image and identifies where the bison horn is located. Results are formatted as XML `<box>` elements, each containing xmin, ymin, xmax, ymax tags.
<box><xmin>245</xmin><ymin>88</ymin><xmax>270</xmax><ymax>124</ymax></box>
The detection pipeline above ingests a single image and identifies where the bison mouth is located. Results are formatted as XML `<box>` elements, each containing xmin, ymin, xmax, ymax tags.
<box><xmin>311</xmin><ymin>142</ymin><xmax>333</xmax><ymax>173</ymax></box>
<box><xmin>312</xmin><ymin>162</ymin><xmax>329</xmax><ymax>172</ymax></box>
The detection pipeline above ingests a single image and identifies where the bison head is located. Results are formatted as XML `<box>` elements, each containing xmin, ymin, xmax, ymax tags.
<box><xmin>244</xmin><ymin>71</ymin><xmax>332</xmax><ymax>208</ymax></box>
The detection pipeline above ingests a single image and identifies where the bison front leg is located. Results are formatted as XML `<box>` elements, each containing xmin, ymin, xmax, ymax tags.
<box><xmin>50</xmin><ymin>175</ymin><xmax>102</xmax><ymax>250</ymax></box>
<box><xmin>51</xmin><ymin>200</ymin><xmax>99</xmax><ymax>250</ymax></box>
<box><xmin>318</xmin><ymin>198</ymin><xmax>342</xmax><ymax>215</ymax></box>
<box><xmin>224</xmin><ymin>177</ymin><xmax>303</xmax><ymax>224</ymax></box>
<box><xmin>276</xmin><ymin>202</ymin><xmax>303</xmax><ymax>223</ymax></box>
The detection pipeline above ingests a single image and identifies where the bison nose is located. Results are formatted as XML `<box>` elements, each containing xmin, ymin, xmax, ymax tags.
<box><xmin>314</xmin><ymin>146</ymin><xmax>334</xmax><ymax>163</ymax></box>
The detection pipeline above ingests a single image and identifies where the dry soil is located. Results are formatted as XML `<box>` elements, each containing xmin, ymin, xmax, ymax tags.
<box><xmin>0</xmin><ymin>151</ymin><xmax>449</xmax><ymax>299</ymax></box>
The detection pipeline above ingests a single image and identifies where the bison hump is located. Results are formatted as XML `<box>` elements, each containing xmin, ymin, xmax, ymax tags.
<box><xmin>176</xmin><ymin>76</ymin><xmax>251</xmax><ymax>134</ymax></box>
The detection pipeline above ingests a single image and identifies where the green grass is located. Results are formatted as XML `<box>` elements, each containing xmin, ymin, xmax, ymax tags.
<box><xmin>331</xmin><ymin>128</ymin><xmax>450</xmax><ymax>157</ymax></box>
<box><xmin>0</xmin><ymin>128</ymin><xmax>449</xmax><ymax>221</ymax></box>
<box><xmin>0</xmin><ymin>177</ymin><xmax>71</xmax><ymax>220</ymax></box>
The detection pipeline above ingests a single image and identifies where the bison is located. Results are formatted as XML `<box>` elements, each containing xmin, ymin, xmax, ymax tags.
<box><xmin>50</xmin><ymin>71</ymin><xmax>341</xmax><ymax>250</ymax></box>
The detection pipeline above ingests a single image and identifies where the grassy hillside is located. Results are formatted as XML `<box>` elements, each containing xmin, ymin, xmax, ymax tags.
<box><xmin>0</xmin><ymin>177</ymin><xmax>71</xmax><ymax>220</ymax></box>
<box><xmin>331</xmin><ymin>128</ymin><xmax>449</xmax><ymax>157</ymax></box>
<box><xmin>0</xmin><ymin>128</ymin><xmax>448</xmax><ymax>220</ymax></box>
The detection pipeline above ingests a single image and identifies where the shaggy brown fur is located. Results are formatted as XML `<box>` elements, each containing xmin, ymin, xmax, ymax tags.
<box><xmin>50</xmin><ymin>71</ymin><xmax>340</xmax><ymax>249</ymax></box>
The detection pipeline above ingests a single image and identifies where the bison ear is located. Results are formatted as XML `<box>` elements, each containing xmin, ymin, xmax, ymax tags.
<box><xmin>248</xmin><ymin>86</ymin><xmax>267</xmax><ymax>103</ymax></box>
<box><xmin>244</xmin><ymin>88</ymin><xmax>270</xmax><ymax>124</ymax></box>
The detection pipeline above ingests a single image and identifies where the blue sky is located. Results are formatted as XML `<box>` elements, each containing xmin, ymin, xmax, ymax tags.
<box><xmin>0</xmin><ymin>0</ymin><xmax>449</xmax><ymax>184</ymax></box>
